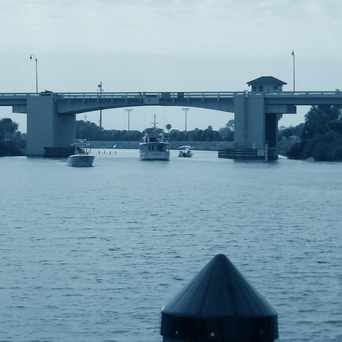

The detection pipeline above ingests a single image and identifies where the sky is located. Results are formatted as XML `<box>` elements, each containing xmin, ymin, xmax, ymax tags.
<box><xmin>0</xmin><ymin>0</ymin><xmax>342</xmax><ymax>132</ymax></box>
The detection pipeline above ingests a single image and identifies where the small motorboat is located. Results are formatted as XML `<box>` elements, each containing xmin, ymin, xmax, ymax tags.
<box><xmin>178</xmin><ymin>145</ymin><xmax>193</xmax><ymax>158</ymax></box>
<box><xmin>67</xmin><ymin>144</ymin><xmax>95</xmax><ymax>167</ymax></box>
<box><xmin>67</xmin><ymin>154</ymin><xmax>95</xmax><ymax>167</ymax></box>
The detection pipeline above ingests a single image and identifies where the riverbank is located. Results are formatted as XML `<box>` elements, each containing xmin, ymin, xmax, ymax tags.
<box><xmin>88</xmin><ymin>140</ymin><xmax>234</xmax><ymax>151</ymax></box>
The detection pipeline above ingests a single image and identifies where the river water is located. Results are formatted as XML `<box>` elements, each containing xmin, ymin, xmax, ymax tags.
<box><xmin>0</xmin><ymin>150</ymin><xmax>342</xmax><ymax>342</ymax></box>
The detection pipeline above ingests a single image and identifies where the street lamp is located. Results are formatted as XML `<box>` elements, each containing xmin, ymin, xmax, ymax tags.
<box><xmin>29</xmin><ymin>54</ymin><xmax>38</xmax><ymax>94</ymax></box>
<box><xmin>97</xmin><ymin>81</ymin><xmax>103</xmax><ymax>129</ymax></box>
<box><xmin>182</xmin><ymin>107</ymin><xmax>190</xmax><ymax>131</ymax></box>
<box><xmin>124</xmin><ymin>108</ymin><xmax>134</xmax><ymax>131</ymax></box>
<box><xmin>291</xmin><ymin>50</ymin><xmax>296</xmax><ymax>92</ymax></box>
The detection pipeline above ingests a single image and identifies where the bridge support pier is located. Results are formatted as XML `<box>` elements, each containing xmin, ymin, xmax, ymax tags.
<box><xmin>218</xmin><ymin>94</ymin><xmax>284</xmax><ymax>161</ymax></box>
<box><xmin>233</xmin><ymin>93</ymin><xmax>276</xmax><ymax>160</ymax></box>
<box><xmin>26</xmin><ymin>96</ymin><xmax>75</xmax><ymax>157</ymax></box>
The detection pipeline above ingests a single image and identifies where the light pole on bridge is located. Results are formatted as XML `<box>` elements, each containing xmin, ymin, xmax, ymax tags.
<box><xmin>182</xmin><ymin>107</ymin><xmax>190</xmax><ymax>132</ymax></box>
<box><xmin>124</xmin><ymin>108</ymin><xmax>134</xmax><ymax>131</ymax></box>
<box><xmin>29</xmin><ymin>54</ymin><xmax>39</xmax><ymax>94</ymax></box>
<box><xmin>97</xmin><ymin>81</ymin><xmax>103</xmax><ymax>129</ymax></box>
<box><xmin>291</xmin><ymin>50</ymin><xmax>296</xmax><ymax>92</ymax></box>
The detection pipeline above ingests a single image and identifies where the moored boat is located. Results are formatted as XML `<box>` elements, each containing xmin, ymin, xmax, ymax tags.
<box><xmin>139</xmin><ymin>115</ymin><xmax>170</xmax><ymax>161</ymax></box>
<box><xmin>178</xmin><ymin>145</ymin><xmax>193</xmax><ymax>158</ymax></box>
<box><xmin>67</xmin><ymin>143</ymin><xmax>95</xmax><ymax>167</ymax></box>
<box><xmin>67</xmin><ymin>154</ymin><xmax>95</xmax><ymax>167</ymax></box>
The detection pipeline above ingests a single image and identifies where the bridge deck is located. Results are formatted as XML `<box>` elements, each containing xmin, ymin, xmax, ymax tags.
<box><xmin>1</xmin><ymin>91</ymin><xmax>342</xmax><ymax>107</ymax></box>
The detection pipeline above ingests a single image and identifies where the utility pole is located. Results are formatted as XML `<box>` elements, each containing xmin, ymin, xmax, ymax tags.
<box><xmin>29</xmin><ymin>54</ymin><xmax>38</xmax><ymax>94</ymax></box>
<box><xmin>291</xmin><ymin>50</ymin><xmax>296</xmax><ymax>92</ymax></box>
<box><xmin>98</xmin><ymin>82</ymin><xmax>103</xmax><ymax>129</ymax></box>
<box><xmin>182</xmin><ymin>108</ymin><xmax>189</xmax><ymax>131</ymax></box>
<box><xmin>125</xmin><ymin>108</ymin><xmax>134</xmax><ymax>130</ymax></box>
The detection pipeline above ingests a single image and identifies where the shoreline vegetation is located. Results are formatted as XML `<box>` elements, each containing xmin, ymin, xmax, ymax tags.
<box><xmin>0</xmin><ymin>118</ymin><xmax>25</xmax><ymax>157</ymax></box>
<box><xmin>76</xmin><ymin>119</ymin><xmax>235</xmax><ymax>142</ymax></box>
<box><xmin>279</xmin><ymin>104</ymin><xmax>342</xmax><ymax>161</ymax></box>
<box><xmin>2</xmin><ymin>104</ymin><xmax>342</xmax><ymax>161</ymax></box>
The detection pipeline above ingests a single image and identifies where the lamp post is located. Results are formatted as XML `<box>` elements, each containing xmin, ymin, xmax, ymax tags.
<box><xmin>124</xmin><ymin>108</ymin><xmax>134</xmax><ymax>131</ymax></box>
<box><xmin>182</xmin><ymin>107</ymin><xmax>189</xmax><ymax>132</ymax></box>
<box><xmin>29</xmin><ymin>54</ymin><xmax>38</xmax><ymax>94</ymax></box>
<box><xmin>97</xmin><ymin>82</ymin><xmax>103</xmax><ymax>129</ymax></box>
<box><xmin>291</xmin><ymin>50</ymin><xmax>296</xmax><ymax>92</ymax></box>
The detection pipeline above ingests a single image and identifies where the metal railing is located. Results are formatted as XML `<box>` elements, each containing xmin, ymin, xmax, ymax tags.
<box><xmin>1</xmin><ymin>90</ymin><xmax>342</xmax><ymax>101</ymax></box>
<box><xmin>265</xmin><ymin>91</ymin><xmax>342</xmax><ymax>96</ymax></box>
<box><xmin>56</xmin><ymin>91</ymin><xmax>241</xmax><ymax>99</ymax></box>
<box><xmin>0</xmin><ymin>93</ymin><xmax>37</xmax><ymax>97</ymax></box>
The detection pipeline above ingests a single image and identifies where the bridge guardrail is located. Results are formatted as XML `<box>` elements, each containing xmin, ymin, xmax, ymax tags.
<box><xmin>1</xmin><ymin>91</ymin><xmax>342</xmax><ymax>101</ymax></box>
<box><xmin>265</xmin><ymin>91</ymin><xmax>342</xmax><ymax>96</ymax></box>
<box><xmin>56</xmin><ymin>91</ymin><xmax>241</xmax><ymax>99</ymax></box>
<box><xmin>0</xmin><ymin>93</ymin><xmax>37</xmax><ymax>97</ymax></box>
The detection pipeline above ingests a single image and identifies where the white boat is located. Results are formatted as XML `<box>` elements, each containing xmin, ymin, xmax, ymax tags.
<box><xmin>139</xmin><ymin>115</ymin><xmax>170</xmax><ymax>161</ymax></box>
<box><xmin>178</xmin><ymin>145</ymin><xmax>193</xmax><ymax>158</ymax></box>
<box><xmin>67</xmin><ymin>154</ymin><xmax>95</xmax><ymax>167</ymax></box>
<box><xmin>67</xmin><ymin>144</ymin><xmax>95</xmax><ymax>167</ymax></box>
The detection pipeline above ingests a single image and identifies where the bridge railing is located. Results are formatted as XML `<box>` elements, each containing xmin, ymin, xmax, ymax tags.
<box><xmin>1</xmin><ymin>90</ymin><xmax>342</xmax><ymax>101</ymax></box>
<box><xmin>55</xmin><ymin>91</ymin><xmax>242</xmax><ymax>100</ymax></box>
<box><xmin>0</xmin><ymin>93</ymin><xmax>37</xmax><ymax>97</ymax></box>
<box><xmin>264</xmin><ymin>91</ymin><xmax>342</xmax><ymax>96</ymax></box>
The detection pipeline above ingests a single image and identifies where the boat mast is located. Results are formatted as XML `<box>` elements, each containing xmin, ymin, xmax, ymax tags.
<box><xmin>152</xmin><ymin>114</ymin><xmax>158</xmax><ymax>128</ymax></box>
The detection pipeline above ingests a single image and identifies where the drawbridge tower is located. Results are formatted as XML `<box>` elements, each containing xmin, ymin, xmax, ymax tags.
<box><xmin>232</xmin><ymin>76</ymin><xmax>287</xmax><ymax>160</ymax></box>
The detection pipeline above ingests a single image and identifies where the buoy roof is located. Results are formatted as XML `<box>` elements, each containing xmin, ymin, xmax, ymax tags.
<box><xmin>162</xmin><ymin>254</ymin><xmax>277</xmax><ymax>318</ymax></box>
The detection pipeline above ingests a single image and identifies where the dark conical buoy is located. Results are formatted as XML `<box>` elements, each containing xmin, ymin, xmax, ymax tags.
<box><xmin>161</xmin><ymin>254</ymin><xmax>278</xmax><ymax>341</ymax></box>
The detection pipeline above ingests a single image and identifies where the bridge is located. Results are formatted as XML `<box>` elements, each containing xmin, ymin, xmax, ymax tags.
<box><xmin>1</xmin><ymin>76</ymin><xmax>342</xmax><ymax>159</ymax></box>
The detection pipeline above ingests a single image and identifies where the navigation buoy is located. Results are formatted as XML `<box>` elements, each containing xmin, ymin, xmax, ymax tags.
<box><xmin>161</xmin><ymin>254</ymin><xmax>278</xmax><ymax>341</ymax></box>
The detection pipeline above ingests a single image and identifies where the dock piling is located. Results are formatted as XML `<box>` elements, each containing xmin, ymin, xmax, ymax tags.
<box><xmin>160</xmin><ymin>254</ymin><xmax>278</xmax><ymax>341</ymax></box>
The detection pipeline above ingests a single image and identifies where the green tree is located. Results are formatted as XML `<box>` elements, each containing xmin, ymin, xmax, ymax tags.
<box><xmin>0</xmin><ymin>118</ymin><xmax>25</xmax><ymax>156</ymax></box>
<box><xmin>0</xmin><ymin>118</ymin><xmax>18</xmax><ymax>141</ymax></box>
<box><xmin>302</xmin><ymin>105</ymin><xmax>341</xmax><ymax>140</ymax></box>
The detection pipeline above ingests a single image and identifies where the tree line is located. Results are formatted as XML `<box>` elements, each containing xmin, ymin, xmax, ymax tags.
<box><xmin>76</xmin><ymin>119</ymin><xmax>235</xmax><ymax>142</ymax></box>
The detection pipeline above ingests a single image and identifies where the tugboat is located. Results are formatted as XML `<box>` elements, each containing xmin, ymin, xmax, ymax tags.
<box><xmin>67</xmin><ymin>142</ymin><xmax>95</xmax><ymax>167</ymax></box>
<box><xmin>178</xmin><ymin>145</ymin><xmax>193</xmax><ymax>158</ymax></box>
<box><xmin>139</xmin><ymin>114</ymin><xmax>170</xmax><ymax>161</ymax></box>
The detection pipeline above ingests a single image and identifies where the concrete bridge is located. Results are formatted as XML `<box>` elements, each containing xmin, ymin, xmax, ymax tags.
<box><xmin>1</xmin><ymin>76</ymin><xmax>342</xmax><ymax>159</ymax></box>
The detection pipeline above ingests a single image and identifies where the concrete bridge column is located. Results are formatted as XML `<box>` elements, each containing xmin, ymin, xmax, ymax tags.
<box><xmin>233</xmin><ymin>93</ymin><xmax>267</xmax><ymax>158</ymax></box>
<box><xmin>26</xmin><ymin>96</ymin><xmax>75</xmax><ymax>156</ymax></box>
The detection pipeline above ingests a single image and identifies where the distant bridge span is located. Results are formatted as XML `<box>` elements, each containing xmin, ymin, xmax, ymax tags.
<box><xmin>1</xmin><ymin>79</ymin><xmax>342</xmax><ymax>158</ymax></box>
<box><xmin>2</xmin><ymin>91</ymin><xmax>342</xmax><ymax>115</ymax></box>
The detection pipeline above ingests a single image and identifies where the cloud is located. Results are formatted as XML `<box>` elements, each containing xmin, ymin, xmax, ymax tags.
<box><xmin>1</xmin><ymin>0</ymin><xmax>342</xmax><ymax>130</ymax></box>
<box><xmin>1</xmin><ymin>0</ymin><xmax>341</xmax><ymax>57</ymax></box>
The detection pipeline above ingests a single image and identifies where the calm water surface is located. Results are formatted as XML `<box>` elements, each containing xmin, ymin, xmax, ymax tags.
<box><xmin>1</xmin><ymin>150</ymin><xmax>342</xmax><ymax>342</ymax></box>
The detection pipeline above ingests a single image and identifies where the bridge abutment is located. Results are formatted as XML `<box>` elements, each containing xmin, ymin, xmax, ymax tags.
<box><xmin>26</xmin><ymin>96</ymin><xmax>75</xmax><ymax>157</ymax></box>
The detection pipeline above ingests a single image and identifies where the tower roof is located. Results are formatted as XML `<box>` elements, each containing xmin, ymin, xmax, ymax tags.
<box><xmin>247</xmin><ymin>76</ymin><xmax>287</xmax><ymax>86</ymax></box>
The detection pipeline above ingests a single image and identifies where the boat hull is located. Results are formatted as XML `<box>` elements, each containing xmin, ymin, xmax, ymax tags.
<box><xmin>67</xmin><ymin>155</ymin><xmax>95</xmax><ymax>167</ymax></box>
<box><xmin>140</xmin><ymin>150</ymin><xmax>170</xmax><ymax>161</ymax></box>
<box><xmin>178</xmin><ymin>151</ymin><xmax>192</xmax><ymax>158</ymax></box>
<box><xmin>139</xmin><ymin>142</ymin><xmax>170</xmax><ymax>161</ymax></box>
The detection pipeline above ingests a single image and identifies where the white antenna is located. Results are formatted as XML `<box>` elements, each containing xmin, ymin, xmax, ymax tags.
<box><xmin>152</xmin><ymin>113</ymin><xmax>158</xmax><ymax>128</ymax></box>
